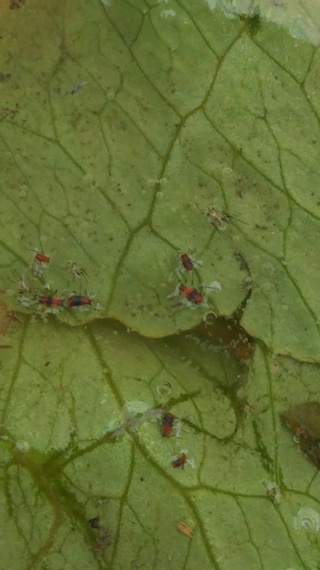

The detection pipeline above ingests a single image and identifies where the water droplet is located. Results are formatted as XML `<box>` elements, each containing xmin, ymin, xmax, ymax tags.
<box><xmin>293</xmin><ymin>508</ymin><xmax>320</xmax><ymax>532</ymax></box>
<box><xmin>160</xmin><ymin>9</ymin><xmax>176</xmax><ymax>18</ymax></box>
<box><xmin>222</xmin><ymin>167</ymin><xmax>234</xmax><ymax>179</ymax></box>
<box><xmin>156</xmin><ymin>381</ymin><xmax>173</xmax><ymax>397</ymax></box>
<box><xmin>203</xmin><ymin>311</ymin><xmax>216</xmax><ymax>324</ymax></box>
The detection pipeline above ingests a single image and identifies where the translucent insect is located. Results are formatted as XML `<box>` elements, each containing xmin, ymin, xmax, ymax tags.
<box><xmin>206</xmin><ymin>206</ymin><xmax>235</xmax><ymax>230</ymax></box>
<box><xmin>12</xmin><ymin>270</ymin><xmax>31</xmax><ymax>294</ymax></box>
<box><xmin>196</xmin><ymin>200</ymin><xmax>246</xmax><ymax>231</ymax></box>
<box><xmin>177</xmin><ymin>521</ymin><xmax>193</xmax><ymax>538</ymax></box>
<box><xmin>265</xmin><ymin>481</ymin><xmax>281</xmax><ymax>504</ymax></box>
<box><xmin>71</xmin><ymin>81</ymin><xmax>87</xmax><ymax>95</ymax></box>
<box><xmin>31</xmin><ymin>262</ymin><xmax>44</xmax><ymax>278</ymax></box>
<box><xmin>67</xmin><ymin>260</ymin><xmax>88</xmax><ymax>281</ymax></box>
<box><xmin>17</xmin><ymin>294</ymin><xmax>38</xmax><ymax>309</ymax></box>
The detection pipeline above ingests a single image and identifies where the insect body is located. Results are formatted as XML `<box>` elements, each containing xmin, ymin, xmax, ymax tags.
<box><xmin>203</xmin><ymin>203</ymin><xmax>246</xmax><ymax>231</ymax></box>
<box><xmin>179</xmin><ymin>284</ymin><xmax>203</xmax><ymax>305</ymax></box>
<box><xmin>67</xmin><ymin>261</ymin><xmax>88</xmax><ymax>281</ymax></box>
<box><xmin>172</xmin><ymin>453</ymin><xmax>187</xmax><ymax>469</ymax></box>
<box><xmin>161</xmin><ymin>412</ymin><xmax>175</xmax><ymax>437</ymax></box>
<box><xmin>71</xmin><ymin>82</ymin><xmax>87</xmax><ymax>95</ymax></box>
<box><xmin>206</xmin><ymin>207</ymin><xmax>234</xmax><ymax>230</ymax></box>
<box><xmin>180</xmin><ymin>253</ymin><xmax>193</xmax><ymax>272</ymax></box>
<box><xmin>67</xmin><ymin>295</ymin><xmax>92</xmax><ymax>308</ymax></box>
<box><xmin>39</xmin><ymin>296</ymin><xmax>64</xmax><ymax>307</ymax></box>
<box><xmin>12</xmin><ymin>270</ymin><xmax>31</xmax><ymax>294</ymax></box>
<box><xmin>177</xmin><ymin>521</ymin><xmax>193</xmax><ymax>538</ymax></box>
<box><xmin>34</xmin><ymin>253</ymin><xmax>50</xmax><ymax>263</ymax></box>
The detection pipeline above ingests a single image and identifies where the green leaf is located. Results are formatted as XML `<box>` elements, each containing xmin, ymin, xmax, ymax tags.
<box><xmin>1</xmin><ymin>0</ymin><xmax>320</xmax><ymax>359</ymax></box>
<box><xmin>1</xmin><ymin>320</ymin><xmax>320</xmax><ymax>570</ymax></box>
<box><xmin>1</xmin><ymin>1</ymin><xmax>320</xmax><ymax>569</ymax></box>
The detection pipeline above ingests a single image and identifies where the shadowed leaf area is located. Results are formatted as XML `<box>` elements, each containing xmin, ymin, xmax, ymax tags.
<box><xmin>1</xmin><ymin>0</ymin><xmax>320</xmax><ymax>569</ymax></box>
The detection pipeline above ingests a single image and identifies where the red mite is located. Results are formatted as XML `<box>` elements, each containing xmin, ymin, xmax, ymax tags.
<box><xmin>172</xmin><ymin>453</ymin><xmax>187</xmax><ymax>469</ymax></box>
<box><xmin>180</xmin><ymin>253</ymin><xmax>193</xmax><ymax>272</ymax></box>
<box><xmin>67</xmin><ymin>295</ymin><xmax>92</xmax><ymax>308</ymax></box>
<box><xmin>161</xmin><ymin>412</ymin><xmax>175</xmax><ymax>437</ymax></box>
<box><xmin>39</xmin><ymin>296</ymin><xmax>64</xmax><ymax>307</ymax></box>
<box><xmin>34</xmin><ymin>253</ymin><xmax>50</xmax><ymax>263</ymax></box>
<box><xmin>179</xmin><ymin>284</ymin><xmax>203</xmax><ymax>305</ymax></box>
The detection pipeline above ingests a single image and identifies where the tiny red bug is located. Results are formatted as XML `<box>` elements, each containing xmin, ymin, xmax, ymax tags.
<box><xmin>39</xmin><ymin>296</ymin><xmax>64</xmax><ymax>307</ymax></box>
<box><xmin>172</xmin><ymin>453</ymin><xmax>187</xmax><ymax>469</ymax></box>
<box><xmin>180</xmin><ymin>253</ymin><xmax>193</xmax><ymax>272</ymax></box>
<box><xmin>161</xmin><ymin>412</ymin><xmax>174</xmax><ymax>437</ymax></box>
<box><xmin>34</xmin><ymin>253</ymin><xmax>50</xmax><ymax>263</ymax></box>
<box><xmin>67</xmin><ymin>295</ymin><xmax>92</xmax><ymax>308</ymax></box>
<box><xmin>179</xmin><ymin>284</ymin><xmax>203</xmax><ymax>305</ymax></box>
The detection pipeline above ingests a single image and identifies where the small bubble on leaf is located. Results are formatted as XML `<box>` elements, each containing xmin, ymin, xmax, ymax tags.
<box><xmin>222</xmin><ymin>167</ymin><xmax>233</xmax><ymax>179</ymax></box>
<box><xmin>156</xmin><ymin>381</ymin><xmax>172</xmax><ymax>396</ymax></box>
<box><xmin>293</xmin><ymin>508</ymin><xmax>320</xmax><ymax>532</ymax></box>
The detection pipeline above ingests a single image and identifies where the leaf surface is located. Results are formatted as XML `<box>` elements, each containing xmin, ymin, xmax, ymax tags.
<box><xmin>1</xmin><ymin>1</ymin><xmax>320</xmax><ymax>569</ymax></box>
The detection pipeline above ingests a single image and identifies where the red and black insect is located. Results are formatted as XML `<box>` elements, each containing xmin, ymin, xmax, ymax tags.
<box><xmin>67</xmin><ymin>295</ymin><xmax>92</xmax><ymax>308</ymax></box>
<box><xmin>39</xmin><ymin>296</ymin><xmax>64</xmax><ymax>307</ymax></box>
<box><xmin>179</xmin><ymin>284</ymin><xmax>203</xmax><ymax>305</ymax></box>
<box><xmin>172</xmin><ymin>453</ymin><xmax>187</xmax><ymax>469</ymax></box>
<box><xmin>161</xmin><ymin>412</ymin><xmax>175</xmax><ymax>437</ymax></box>
<box><xmin>180</xmin><ymin>253</ymin><xmax>193</xmax><ymax>272</ymax></box>
<box><xmin>34</xmin><ymin>253</ymin><xmax>50</xmax><ymax>263</ymax></box>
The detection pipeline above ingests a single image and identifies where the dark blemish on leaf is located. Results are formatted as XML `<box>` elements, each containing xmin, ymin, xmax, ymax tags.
<box><xmin>10</xmin><ymin>0</ymin><xmax>25</xmax><ymax>8</ymax></box>
<box><xmin>239</xmin><ymin>8</ymin><xmax>262</xmax><ymax>35</ymax></box>
<box><xmin>0</xmin><ymin>106</ymin><xmax>18</xmax><ymax>121</ymax></box>
<box><xmin>280</xmin><ymin>402</ymin><xmax>320</xmax><ymax>469</ymax></box>
<box><xmin>0</xmin><ymin>73</ymin><xmax>11</xmax><ymax>83</ymax></box>
<box><xmin>89</xmin><ymin>516</ymin><xmax>102</xmax><ymax>529</ymax></box>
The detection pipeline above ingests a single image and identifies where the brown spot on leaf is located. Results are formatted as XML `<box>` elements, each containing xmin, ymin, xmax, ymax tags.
<box><xmin>280</xmin><ymin>402</ymin><xmax>320</xmax><ymax>470</ymax></box>
<box><xmin>0</xmin><ymin>293</ymin><xmax>19</xmax><ymax>338</ymax></box>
